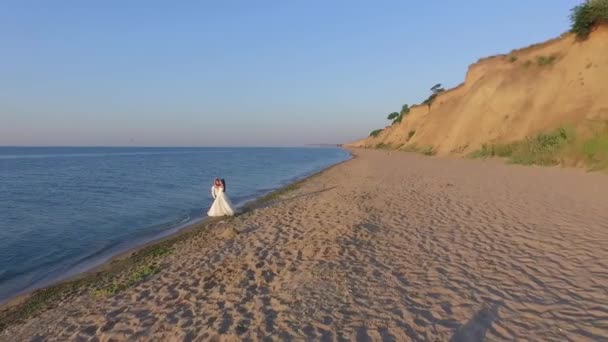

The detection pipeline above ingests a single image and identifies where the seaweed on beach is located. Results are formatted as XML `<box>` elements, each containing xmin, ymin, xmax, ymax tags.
<box><xmin>0</xmin><ymin>229</ymin><xmax>185</xmax><ymax>332</ymax></box>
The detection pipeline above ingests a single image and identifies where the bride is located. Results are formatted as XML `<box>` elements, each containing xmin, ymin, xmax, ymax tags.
<box><xmin>208</xmin><ymin>178</ymin><xmax>235</xmax><ymax>217</ymax></box>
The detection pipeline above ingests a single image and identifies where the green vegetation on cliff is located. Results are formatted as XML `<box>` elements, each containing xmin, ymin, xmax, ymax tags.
<box><xmin>369</xmin><ymin>129</ymin><xmax>383</xmax><ymax>137</ymax></box>
<box><xmin>469</xmin><ymin>124</ymin><xmax>608</xmax><ymax>171</ymax></box>
<box><xmin>571</xmin><ymin>0</ymin><xmax>608</xmax><ymax>38</ymax></box>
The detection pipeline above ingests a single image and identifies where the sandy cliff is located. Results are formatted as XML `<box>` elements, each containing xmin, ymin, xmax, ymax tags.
<box><xmin>349</xmin><ymin>26</ymin><xmax>608</xmax><ymax>155</ymax></box>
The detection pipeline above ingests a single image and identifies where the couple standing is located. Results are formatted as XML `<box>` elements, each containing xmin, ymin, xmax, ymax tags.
<box><xmin>207</xmin><ymin>178</ymin><xmax>235</xmax><ymax>217</ymax></box>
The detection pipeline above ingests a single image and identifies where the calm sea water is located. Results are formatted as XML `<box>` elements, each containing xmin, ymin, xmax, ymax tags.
<box><xmin>0</xmin><ymin>146</ymin><xmax>350</xmax><ymax>301</ymax></box>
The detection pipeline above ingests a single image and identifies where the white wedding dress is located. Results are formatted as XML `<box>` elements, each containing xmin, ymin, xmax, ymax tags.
<box><xmin>207</xmin><ymin>186</ymin><xmax>235</xmax><ymax>217</ymax></box>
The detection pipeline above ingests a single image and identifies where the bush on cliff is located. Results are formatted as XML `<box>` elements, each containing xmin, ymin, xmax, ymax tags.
<box><xmin>369</xmin><ymin>129</ymin><xmax>383</xmax><ymax>137</ymax></box>
<box><xmin>387</xmin><ymin>112</ymin><xmax>399</xmax><ymax>121</ymax></box>
<box><xmin>571</xmin><ymin>0</ymin><xmax>608</xmax><ymax>38</ymax></box>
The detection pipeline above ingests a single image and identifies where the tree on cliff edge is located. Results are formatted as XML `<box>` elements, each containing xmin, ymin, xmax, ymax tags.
<box><xmin>422</xmin><ymin>83</ymin><xmax>445</xmax><ymax>109</ymax></box>
<box><xmin>392</xmin><ymin>104</ymin><xmax>410</xmax><ymax>124</ymax></box>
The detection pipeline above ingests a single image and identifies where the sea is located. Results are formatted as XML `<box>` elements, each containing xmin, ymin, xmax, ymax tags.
<box><xmin>0</xmin><ymin>146</ymin><xmax>350</xmax><ymax>302</ymax></box>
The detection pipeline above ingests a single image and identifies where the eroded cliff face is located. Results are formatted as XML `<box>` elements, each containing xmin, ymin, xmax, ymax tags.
<box><xmin>349</xmin><ymin>26</ymin><xmax>608</xmax><ymax>155</ymax></box>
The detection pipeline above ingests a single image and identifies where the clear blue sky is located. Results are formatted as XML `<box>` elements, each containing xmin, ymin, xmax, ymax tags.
<box><xmin>1</xmin><ymin>1</ymin><xmax>580</xmax><ymax>147</ymax></box>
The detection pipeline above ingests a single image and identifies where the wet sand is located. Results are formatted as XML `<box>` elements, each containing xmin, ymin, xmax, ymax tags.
<box><xmin>2</xmin><ymin>149</ymin><xmax>608</xmax><ymax>341</ymax></box>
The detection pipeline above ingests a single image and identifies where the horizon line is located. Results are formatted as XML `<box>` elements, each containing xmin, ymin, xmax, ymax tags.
<box><xmin>0</xmin><ymin>144</ymin><xmax>343</xmax><ymax>149</ymax></box>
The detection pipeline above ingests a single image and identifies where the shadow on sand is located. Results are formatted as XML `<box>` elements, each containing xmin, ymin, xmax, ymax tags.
<box><xmin>450</xmin><ymin>304</ymin><xmax>500</xmax><ymax>342</ymax></box>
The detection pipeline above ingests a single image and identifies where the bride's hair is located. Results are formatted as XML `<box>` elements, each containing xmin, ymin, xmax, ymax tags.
<box><xmin>221</xmin><ymin>179</ymin><xmax>226</xmax><ymax>192</ymax></box>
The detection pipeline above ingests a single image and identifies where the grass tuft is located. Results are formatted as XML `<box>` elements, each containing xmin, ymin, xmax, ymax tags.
<box><xmin>375</xmin><ymin>142</ymin><xmax>392</xmax><ymax>149</ymax></box>
<box><xmin>468</xmin><ymin>124</ymin><xmax>608</xmax><ymax>171</ymax></box>
<box><xmin>469</xmin><ymin>128</ymin><xmax>570</xmax><ymax>165</ymax></box>
<box><xmin>582</xmin><ymin>133</ymin><xmax>608</xmax><ymax>170</ymax></box>
<box><xmin>421</xmin><ymin>146</ymin><xmax>436</xmax><ymax>156</ymax></box>
<box><xmin>536</xmin><ymin>55</ymin><xmax>557</xmax><ymax>66</ymax></box>
<box><xmin>509</xmin><ymin>128</ymin><xmax>570</xmax><ymax>165</ymax></box>
<box><xmin>401</xmin><ymin>144</ymin><xmax>435</xmax><ymax>156</ymax></box>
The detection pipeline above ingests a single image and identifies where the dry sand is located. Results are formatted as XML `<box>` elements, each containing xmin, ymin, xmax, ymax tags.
<box><xmin>2</xmin><ymin>149</ymin><xmax>608</xmax><ymax>341</ymax></box>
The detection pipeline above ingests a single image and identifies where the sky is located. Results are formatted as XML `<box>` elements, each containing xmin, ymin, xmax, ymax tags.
<box><xmin>1</xmin><ymin>1</ymin><xmax>581</xmax><ymax>147</ymax></box>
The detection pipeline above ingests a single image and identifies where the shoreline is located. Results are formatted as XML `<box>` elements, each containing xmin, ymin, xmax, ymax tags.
<box><xmin>0</xmin><ymin>150</ymin><xmax>354</xmax><ymax>329</ymax></box>
<box><xmin>2</xmin><ymin>148</ymin><xmax>608</xmax><ymax>340</ymax></box>
<box><xmin>0</xmin><ymin>215</ymin><xmax>207</xmax><ymax>305</ymax></box>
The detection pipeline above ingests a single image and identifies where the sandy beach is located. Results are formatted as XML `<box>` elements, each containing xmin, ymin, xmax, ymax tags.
<box><xmin>2</xmin><ymin>149</ymin><xmax>608</xmax><ymax>341</ymax></box>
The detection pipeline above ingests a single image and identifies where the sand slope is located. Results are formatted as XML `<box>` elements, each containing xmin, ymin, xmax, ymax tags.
<box><xmin>350</xmin><ymin>26</ymin><xmax>608</xmax><ymax>155</ymax></box>
<box><xmin>2</xmin><ymin>149</ymin><xmax>608</xmax><ymax>341</ymax></box>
